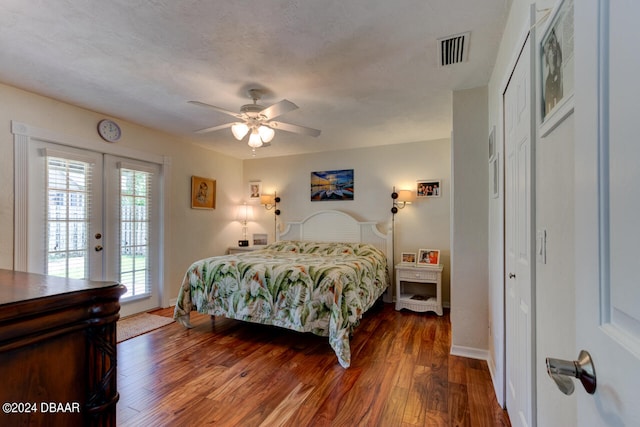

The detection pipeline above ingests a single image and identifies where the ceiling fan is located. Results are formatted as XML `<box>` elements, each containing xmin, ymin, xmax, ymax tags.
<box><xmin>189</xmin><ymin>89</ymin><xmax>321</xmax><ymax>149</ymax></box>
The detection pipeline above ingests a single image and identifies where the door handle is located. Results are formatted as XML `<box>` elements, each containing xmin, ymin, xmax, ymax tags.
<box><xmin>546</xmin><ymin>350</ymin><xmax>596</xmax><ymax>395</ymax></box>
<box><xmin>509</xmin><ymin>273</ymin><xmax>516</xmax><ymax>279</ymax></box>
<box><xmin>95</xmin><ymin>245</ymin><xmax>103</xmax><ymax>252</ymax></box>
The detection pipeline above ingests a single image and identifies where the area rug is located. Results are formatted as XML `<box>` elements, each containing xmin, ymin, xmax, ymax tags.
<box><xmin>117</xmin><ymin>312</ymin><xmax>174</xmax><ymax>343</ymax></box>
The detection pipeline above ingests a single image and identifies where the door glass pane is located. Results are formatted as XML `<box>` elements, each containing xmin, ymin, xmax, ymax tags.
<box><xmin>45</xmin><ymin>156</ymin><xmax>92</xmax><ymax>279</ymax></box>
<box><xmin>120</xmin><ymin>168</ymin><xmax>152</xmax><ymax>300</ymax></box>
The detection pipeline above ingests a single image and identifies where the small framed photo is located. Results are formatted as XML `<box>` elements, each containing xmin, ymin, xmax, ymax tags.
<box><xmin>248</xmin><ymin>181</ymin><xmax>262</xmax><ymax>200</ymax></box>
<box><xmin>417</xmin><ymin>249</ymin><xmax>440</xmax><ymax>266</ymax></box>
<box><xmin>191</xmin><ymin>176</ymin><xmax>216</xmax><ymax>209</ymax></box>
<box><xmin>417</xmin><ymin>180</ymin><xmax>441</xmax><ymax>198</ymax></box>
<box><xmin>253</xmin><ymin>233</ymin><xmax>268</xmax><ymax>246</ymax></box>
<box><xmin>401</xmin><ymin>252</ymin><xmax>417</xmax><ymax>265</ymax></box>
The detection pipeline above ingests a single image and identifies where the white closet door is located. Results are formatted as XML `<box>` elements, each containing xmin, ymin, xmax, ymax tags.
<box><xmin>504</xmin><ymin>35</ymin><xmax>534</xmax><ymax>427</ymax></box>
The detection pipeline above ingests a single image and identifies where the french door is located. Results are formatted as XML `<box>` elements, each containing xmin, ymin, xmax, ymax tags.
<box><xmin>27</xmin><ymin>140</ymin><xmax>160</xmax><ymax>316</ymax></box>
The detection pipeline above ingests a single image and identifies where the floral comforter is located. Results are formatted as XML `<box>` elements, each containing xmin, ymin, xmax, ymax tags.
<box><xmin>173</xmin><ymin>241</ymin><xmax>389</xmax><ymax>367</ymax></box>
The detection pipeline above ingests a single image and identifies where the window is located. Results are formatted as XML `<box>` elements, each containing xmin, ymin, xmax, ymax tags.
<box><xmin>45</xmin><ymin>155</ymin><xmax>93</xmax><ymax>279</ymax></box>
<box><xmin>119</xmin><ymin>167</ymin><xmax>153</xmax><ymax>300</ymax></box>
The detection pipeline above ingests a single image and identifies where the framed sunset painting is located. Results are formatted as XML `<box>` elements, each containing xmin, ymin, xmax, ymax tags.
<box><xmin>310</xmin><ymin>169</ymin><xmax>354</xmax><ymax>201</ymax></box>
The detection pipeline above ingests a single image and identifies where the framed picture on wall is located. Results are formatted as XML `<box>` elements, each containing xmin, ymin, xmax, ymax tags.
<box><xmin>417</xmin><ymin>248</ymin><xmax>440</xmax><ymax>266</ymax></box>
<box><xmin>310</xmin><ymin>169</ymin><xmax>354</xmax><ymax>201</ymax></box>
<box><xmin>191</xmin><ymin>176</ymin><xmax>216</xmax><ymax>209</ymax></box>
<box><xmin>417</xmin><ymin>180</ymin><xmax>441</xmax><ymax>198</ymax></box>
<box><xmin>539</xmin><ymin>0</ymin><xmax>574</xmax><ymax>137</ymax></box>
<box><xmin>248</xmin><ymin>181</ymin><xmax>262</xmax><ymax>200</ymax></box>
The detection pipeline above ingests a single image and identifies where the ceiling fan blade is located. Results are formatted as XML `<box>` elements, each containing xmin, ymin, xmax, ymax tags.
<box><xmin>194</xmin><ymin>122</ymin><xmax>234</xmax><ymax>134</ymax></box>
<box><xmin>260</xmin><ymin>99</ymin><xmax>298</xmax><ymax>120</ymax></box>
<box><xmin>268</xmin><ymin>121</ymin><xmax>321</xmax><ymax>138</ymax></box>
<box><xmin>188</xmin><ymin>101</ymin><xmax>242</xmax><ymax>118</ymax></box>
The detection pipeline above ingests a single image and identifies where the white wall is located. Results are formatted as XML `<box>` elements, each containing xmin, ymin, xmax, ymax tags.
<box><xmin>450</xmin><ymin>86</ymin><xmax>489</xmax><ymax>356</ymax></box>
<box><xmin>487</xmin><ymin>0</ymin><xmax>576</xmax><ymax>424</ymax></box>
<box><xmin>0</xmin><ymin>83</ymin><xmax>244</xmax><ymax>303</ymax></box>
<box><xmin>243</xmin><ymin>140</ymin><xmax>453</xmax><ymax>304</ymax></box>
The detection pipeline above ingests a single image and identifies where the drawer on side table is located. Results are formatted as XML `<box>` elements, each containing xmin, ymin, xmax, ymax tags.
<box><xmin>397</xmin><ymin>268</ymin><xmax>439</xmax><ymax>282</ymax></box>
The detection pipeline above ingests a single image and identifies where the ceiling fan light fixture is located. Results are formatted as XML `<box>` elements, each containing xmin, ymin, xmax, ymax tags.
<box><xmin>258</xmin><ymin>125</ymin><xmax>275</xmax><ymax>143</ymax></box>
<box><xmin>189</xmin><ymin>91</ymin><xmax>321</xmax><ymax>154</ymax></box>
<box><xmin>231</xmin><ymin>122</ymin><xmax>249</xmax><ymax>140</ymax></box>
<box><xmin>248</xmin><ymin>129</ymin><xmax>263</xmax><ymax>148</ymax></box>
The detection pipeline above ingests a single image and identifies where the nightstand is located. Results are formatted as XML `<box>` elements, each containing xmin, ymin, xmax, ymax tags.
<box><xmin>395</xmin><ymin>263</ymin><xmax>443</xmax><ymax>315</ymax></box>
<box><xmin>228</xmin><ymin>246</ymin><xmax>263</xmax><ymax>254</ymax></box>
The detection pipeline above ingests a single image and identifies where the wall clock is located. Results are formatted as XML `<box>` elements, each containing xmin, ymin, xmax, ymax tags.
<box><xmin>97</xmin><ymin>119</ymin><xmax>121</xmax><ymax>142</ymax></box>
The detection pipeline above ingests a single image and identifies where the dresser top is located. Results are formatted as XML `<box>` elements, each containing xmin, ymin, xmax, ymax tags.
<box><xmin>0</xmin><ymin>269</ymin><xmax>122</xmax><ymax>306</ymax></box>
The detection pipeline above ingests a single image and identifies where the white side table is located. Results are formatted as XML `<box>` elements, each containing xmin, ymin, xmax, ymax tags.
<box><xmin>395</xmin><ymin>263</ymin><xmax>443</xmax><ymax>315</ymax></box>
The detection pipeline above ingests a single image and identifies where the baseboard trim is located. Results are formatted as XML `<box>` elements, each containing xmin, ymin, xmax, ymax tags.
<box><xmin>486</xmin><ymin>353</ymin><xmax>505</xmax><ymax>407</ymax></box>
<box><xmin>450</xmin><ymin>345</ymin><xmax>489</xmax><ymax>361</ymax></box>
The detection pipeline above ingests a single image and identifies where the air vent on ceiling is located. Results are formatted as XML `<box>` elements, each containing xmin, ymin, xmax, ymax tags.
<box><xmin>438</xmin><ymin>32</ymin><xmax>470</xmax><ymax>66</ymax></box>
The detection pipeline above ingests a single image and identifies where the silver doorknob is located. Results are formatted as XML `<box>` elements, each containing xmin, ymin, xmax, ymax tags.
<box><xmin>95</xmin><ymin>245</ymin><xmax>103</xmax><ymax>252</ymax></box>
<box><xmin>509</xmin><ymin>273</ymin><xmax>516</xmax><ymax>278</ymax></box>
<box><xmin>546</xmin><ymin>350</ymin><xmax>596</xmax><ymax>395</ymax></box>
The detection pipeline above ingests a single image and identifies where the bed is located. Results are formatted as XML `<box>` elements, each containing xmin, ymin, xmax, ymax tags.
<box><xmin>173</xmin><ymin>210</ymin><xmax>392</xmax><ymax>368</ymax></box>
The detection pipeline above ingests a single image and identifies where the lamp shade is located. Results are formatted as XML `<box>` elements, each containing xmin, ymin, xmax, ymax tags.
<box><xmin>397</xmin><ymin>189</ymin><xmax>416</xmax><ymax>203</ymax></box>
<box><xmin>260</xmin><ymin>194</ymin><xmax>275</xmax><ymax>205</ymax></box>
<box><xmin>231</xmin><ymin>123</ymin><xmax>249</xmax><ymax>140</ymax></box>
<box><xmin>248</xmin><ymin>129</ymin><xmax>263</xmax><ymax>148</ymax></box>
<box><xmin>258</xmin><ymin>125</ymin><xmax>275</xmax><ymax>143</ymax></box>
<box><xmin>236</xmin><ymin>203</ymin><xmax>254</xmax><ymax>222</ymax></box>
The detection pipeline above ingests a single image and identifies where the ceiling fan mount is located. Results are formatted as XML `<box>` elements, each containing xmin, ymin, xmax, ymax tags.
<box><xmin>239</xmin><ymin>89</ymin><xmax>267</xmax><ymax>117</ymax></box>
<box><xmin>189</xmin><ymin>88</ymin><xmax>321</xmax><ymax>151</ymax></box>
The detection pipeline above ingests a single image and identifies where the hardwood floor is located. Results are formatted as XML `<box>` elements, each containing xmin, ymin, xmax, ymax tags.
<box><xmin>117</xmin><ymin>303</ymin><xmax>511</xmax><ymax>426</ymax></box>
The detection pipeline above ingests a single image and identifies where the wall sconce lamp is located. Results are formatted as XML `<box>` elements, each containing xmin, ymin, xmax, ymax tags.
<box><xmin>261</xmin><ymin>192</ymin><xmax>281</xmax><ymax>239</ymax></box>
<box><xmin>260</xmin><ymin>193</ymin><xmax>281</xmax><ymax>215</ymax></box>
<box><xmin>391</xmin><ymin>187</ymin><xmax>416</xmax><ymax>214</ymax></box>
<box><xmin>390</xmin><ymin>186</ymin><xmax>415</xmax><ymax>272</ymax></box>
<box><xmin>236</xmin><ymin>203</ymin><xmax>254</xmax><ymax>246</ymax></box>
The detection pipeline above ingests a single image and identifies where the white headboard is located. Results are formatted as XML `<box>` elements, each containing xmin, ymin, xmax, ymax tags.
<box><xmin>278</xmin><ymin>210</ymin><xmax>392</xmax><ymax>263</ymax></box>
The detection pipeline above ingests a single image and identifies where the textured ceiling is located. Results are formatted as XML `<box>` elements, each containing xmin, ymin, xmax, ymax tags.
<box><xmin>0</xmin><ymin>1</ymin><xmax>510</xmax><ymax>159</ymax></box>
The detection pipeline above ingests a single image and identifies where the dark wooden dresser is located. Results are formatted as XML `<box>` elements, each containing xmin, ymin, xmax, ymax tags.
<box><xmin>0</xmin><ymin>269</ymin><xmax>126</xmax><ymax>427</ymax></box>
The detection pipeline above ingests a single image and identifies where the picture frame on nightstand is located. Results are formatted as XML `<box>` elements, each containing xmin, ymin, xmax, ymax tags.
<box><xmin>400</xmin><ymin>252</ymin><xmax>416</xmax><ymax>265</ymax></box>
<box><xmin>417</xmin><ymin>248</ymin><xmax>440</xmax><ymax>266</ymax></box>
<box><xmin>253</xmin><ymin>233</ymin><xmax>268</xmax><ymax>246</ymax></box>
